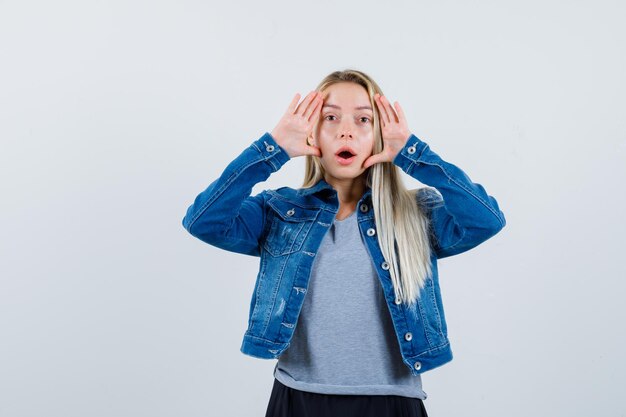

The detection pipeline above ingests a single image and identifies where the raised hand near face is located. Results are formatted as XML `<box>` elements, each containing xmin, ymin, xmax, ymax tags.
<box><xmin>362</xmin><ymin>93</ymin><xmax>412</xmax><ymax>169</ymax></box>
<box><xmin>270</xmin><ymin>91</ymin><xmax>323</xmax><ymax>159</ymax></box>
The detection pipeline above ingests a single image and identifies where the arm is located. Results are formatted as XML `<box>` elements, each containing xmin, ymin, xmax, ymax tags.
<box><xmin>393</xmin><ymin>134</ymin><xmax>506</xmax><ymax>259</ymax></box>
<box><xmin>181</xmin><ymin>132</ymin><xmax>291</xmax><ymax>257</ymax></box>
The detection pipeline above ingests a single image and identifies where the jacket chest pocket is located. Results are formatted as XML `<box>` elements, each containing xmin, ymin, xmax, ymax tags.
<box><xmin>263</xmin><ymin>197</ymin><xmax>320</xmax><ymax>256</ymax></box>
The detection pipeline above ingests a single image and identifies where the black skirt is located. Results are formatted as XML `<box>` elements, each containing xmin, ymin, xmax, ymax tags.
<box><xmin>264</xmin><ymin>378</ymin><xmax>429</xmax><ymax>417</ymax></box>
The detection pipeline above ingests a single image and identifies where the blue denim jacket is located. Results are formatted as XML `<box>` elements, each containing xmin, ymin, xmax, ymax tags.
<box><xmin>182</xmin><ymin>132</ymin><xmax>506</xmax><ymax>376</ymax></box>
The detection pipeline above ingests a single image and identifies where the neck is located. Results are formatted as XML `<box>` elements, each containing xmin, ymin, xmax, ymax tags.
<box><xmin>324</xmin><ymin>173</ymin><xmax>367</xmax><ymax>210</ymax></box>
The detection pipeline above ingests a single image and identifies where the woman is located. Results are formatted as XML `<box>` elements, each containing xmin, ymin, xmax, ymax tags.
<box><xmin>182</xmin><ymin>69</ymin><xmax>506</xmax><ymax>416</ymax></box>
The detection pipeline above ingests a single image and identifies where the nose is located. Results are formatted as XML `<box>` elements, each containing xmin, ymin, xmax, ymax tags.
<box><xmin>338</xmin><ymin>121</ymin><xmax>354</xmax><ymax>140</ymax></box>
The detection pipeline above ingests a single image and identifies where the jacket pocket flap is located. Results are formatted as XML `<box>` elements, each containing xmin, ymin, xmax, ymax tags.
<box><xmin>267</xmin><ymin>197</ymin><xmax>319</xmax><ymax>222</ymax></box>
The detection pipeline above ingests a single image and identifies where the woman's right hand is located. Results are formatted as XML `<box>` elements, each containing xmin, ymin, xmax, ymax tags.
<box><xmin>270</xmin><ymin>91</ymin><xmax>323</xmax><ymax>158</ymax></box>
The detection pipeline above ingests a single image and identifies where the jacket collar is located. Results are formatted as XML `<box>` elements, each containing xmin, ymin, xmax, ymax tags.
<box><xmin>298</xmin><ymin>178</ymin><xmax>335</xmax><ymax>196</ymax></box>
<box><xmin>298</xmin><ymin>178</ymin><xmax>373</xmax><ymax>201</ymax></box>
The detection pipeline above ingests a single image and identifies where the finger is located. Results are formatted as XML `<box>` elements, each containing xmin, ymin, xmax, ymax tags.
<box><xmin>394</xmin><ymin>101</ymin><xmax>406</xmax><ymax>124</ymax></box>
<box><xmin>375</xmin><ymin>94</ymin><xmax>390</xmax><ymax>125</ymax></box>
<box><xmin>299</xmin><ymin>92</ymin><xmax>319</xmax><ymax>117</ymax></box>
<box><xmin>304</xmin><ymin>144</ymin><xmax>322</xmax><ymax>157</ymax></box>
<box><xmin>374</xmin><ymin>95</ymin><xmax>387</xmax><ymax>128</ymax></box>
<box><xmin>380</xmin><ymin>95</ymin><xmax>396</xmax><ymax>126</ymax></box>
<box><xmin>304</xmin><ymin>95</ymin><xmax>322</xmax><ymax>121</ymax></box>
<box><xmin>381</xmin><ymin>95</ymin><xmax>399</xmax><ymax>123</ymax></box>
<box><xmin>296</xmin><ymin>91</ymin><xmax>318</xmax><ymax>116</ymax></box>
<box><xmin>311</xmin><ymin>97</ymin><xmax>324</xmax><ymax>122</ymax></box>
<box><xmin>363</xmin><ymin>153</ymin><xmax>382</xmax><ymax>169</ymax></box>
<box><xmin>287</xmin><ymin>93</ymin><xmax>301</xmax><ymax>114</ymax></box>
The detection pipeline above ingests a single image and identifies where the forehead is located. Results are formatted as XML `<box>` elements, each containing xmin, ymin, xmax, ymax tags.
<box><xmin>322</xmin><ymin>82</ymin><xmax>372</xmax><ymax>111</ymax></box>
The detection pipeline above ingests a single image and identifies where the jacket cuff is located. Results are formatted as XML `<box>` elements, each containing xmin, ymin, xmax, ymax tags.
<box><xmin>251</xmin><ymin>132</ymin><xmax>291</xmax><ymax>171</ymax></box>
<box><xmin>392</xmin><ymin>133</ymin><xmax>429</xmax><ymax>171</ymax></box>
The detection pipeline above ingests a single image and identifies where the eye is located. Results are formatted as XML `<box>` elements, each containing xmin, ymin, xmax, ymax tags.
<box><xmin>324</xmin><ymin>115</ymin><xmax>336</xmax><ymax>121</ymax></box>
<box><xmin>360</xmin><ymin>117</ymin><xmax>371</xmax><ymax>123</ymax></box>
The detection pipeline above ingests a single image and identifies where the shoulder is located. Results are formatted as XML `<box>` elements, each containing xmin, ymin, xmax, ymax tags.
<box><xmin>261</xmin><ymin>186</ymin><xmax>326</xmax><ymax>210</ymax></box>
<box><xmin>258</xmin><ymin>186</ymin><xmax>309</xmax><ymax>206</ymax></box>
<box><xmin>265</xmin><ymin>186</ymin><xmax>300</xmax><ymax>201</ymax></box>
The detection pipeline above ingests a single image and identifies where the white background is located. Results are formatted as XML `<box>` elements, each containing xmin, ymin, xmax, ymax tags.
<box><xmin>1</xmin><ymin>1</ymin><xmax>625</xmax><ymax>416</ymax></box>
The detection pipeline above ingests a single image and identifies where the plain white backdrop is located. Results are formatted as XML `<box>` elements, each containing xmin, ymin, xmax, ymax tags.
<box><xmin>1</xmin><ymin>1</ymin><xmax>625</xmax><ymax>416</ymax></box>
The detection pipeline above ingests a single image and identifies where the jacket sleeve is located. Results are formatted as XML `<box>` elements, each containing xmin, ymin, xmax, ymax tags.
<box><xmin>181</xmin><ymin>132</ymin><xmax>291</xmax><ymax>257</ymax></box>
<box><xmin>393</xmin><ymin>134</ymin><xmax>506</xmax><ymax>259</ymax></box>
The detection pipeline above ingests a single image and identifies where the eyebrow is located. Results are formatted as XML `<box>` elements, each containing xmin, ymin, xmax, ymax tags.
<box><xmin>322</xmin><ymin>103</ymin><xmax>373</xmax><ymax>111</ymax></box>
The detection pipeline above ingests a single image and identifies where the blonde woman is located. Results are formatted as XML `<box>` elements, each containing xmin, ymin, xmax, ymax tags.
<box><xmin>182</xmin><ymin>69</ymin><xmax>506</xmax><ymax>416</ymax></box>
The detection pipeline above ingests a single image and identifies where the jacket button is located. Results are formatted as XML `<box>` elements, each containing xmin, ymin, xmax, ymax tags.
<box><xmin>366</xmin><ymin>228</ymin><xmax>376</xmax><ymax>236</ymax></box>
<box><xmin>407</xmin><ymin>145</ymin><xmax>416</xmax><ymax>154</ymax></box>
<box><xmin>405</xmin><ymin>332</ymin><xmax>413</xmax><ymax>341</ymax></box>
<box><xmin>286</xmin><ymin>208</ymin><xmax>295</xmax><ymax>216</ymax></box>
<box><xmin>381</xmin><ymin>261</ymin><xmax>390</xmax><ymax>270</ymax></box>
<box><xmin>414</xmin><ymin>361</ymin><xmax>422</xmax><ymax>371</ymax></box>
<box><xmin>395</xmin><ymin>297</ymin><xmax>402</xmax><ymax>305</ymax></box>
<box><xmin>359</xmin><ymin>203</ymin><xmax>369</xmax><ymax>213</ymax></box>
<box><xmin>266</xmin><ymin>144</ymin><xmax>275</xmax><ymax>152</ymax></box>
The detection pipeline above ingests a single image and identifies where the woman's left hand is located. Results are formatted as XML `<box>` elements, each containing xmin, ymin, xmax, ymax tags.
<box><xmin>362</xmin><ymin>93</ymin><xmax>412</xmax><ymax>169</ymax></box>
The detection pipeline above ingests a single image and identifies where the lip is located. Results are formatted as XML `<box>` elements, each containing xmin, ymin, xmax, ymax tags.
<box><xmin>334</xmin><ymin>145</ymin><xmax>357</xmax><ymax>165</ymax></box>
<box><xmin>335</xmin><ymin>154</ymin><xmax>356</xmax><ymax>165</ymax></box>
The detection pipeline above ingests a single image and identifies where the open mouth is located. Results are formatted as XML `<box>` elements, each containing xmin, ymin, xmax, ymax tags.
<box><xmin>337</xmin><ymin>150</ymin><xmax>355</xmax><ymax>159</ymax></box>
<box><xmin>335</xmin><ymin>147</ymin><xmax>357</xmax><ymax>165</ymax></box>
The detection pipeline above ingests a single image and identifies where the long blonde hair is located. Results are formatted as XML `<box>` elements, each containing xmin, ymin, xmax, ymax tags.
<box><xmin>302</xmin><ymin>69</ymin><xmax>434</xmax><ymax>306</ymax></box>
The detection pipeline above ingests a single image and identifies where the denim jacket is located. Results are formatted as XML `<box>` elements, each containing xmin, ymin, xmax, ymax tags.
<box><xmin>182</xmin><ymin>132</ymin><xmax>506</xmax><ymax>376</ymax></box>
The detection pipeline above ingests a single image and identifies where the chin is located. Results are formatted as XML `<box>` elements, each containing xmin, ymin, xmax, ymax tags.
<box><xmin>329</xmin><ymin>168</ymin><xmax>366</xmax><ymax>179</ymax></box>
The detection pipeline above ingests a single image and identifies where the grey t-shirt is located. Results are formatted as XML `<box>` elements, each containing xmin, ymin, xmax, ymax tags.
<box><xmin>273</xmin><ymin>209</ymin><xmax>428</xmax><ymax>399</ymax></box>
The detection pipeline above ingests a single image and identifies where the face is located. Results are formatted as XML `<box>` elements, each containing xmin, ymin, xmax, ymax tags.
<box><xmin>310</xmin><ymin>82</ymin><xmax>375</xmax><ymax>185</ymax></box>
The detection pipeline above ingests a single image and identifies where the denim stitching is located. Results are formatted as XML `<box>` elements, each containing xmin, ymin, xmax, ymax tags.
<box><xmin>438</xmin><ymin>228</ymin><xmax>466</xmax><ymax>251</ymax></box>
<box><xmin>251</xmin><ymin>256</ymin><xmax>268</xmax><ymax>324</ymax></box>
<box><xmin>188</xmin><ymin>152</ymin><xmax>268</xmax><ymax>228</ymax></box>
<box><xmin>244</xmin><ymin>333</ymin><xmax>287</xmax><ymax>346</ymax></box>
<box><xmin>428</xmin><ymin>278</ymin><xmax>444</xmax><ymax>336</ymax></box>
<box><xmin>413</xmin><ymin>159</ymin><xmax>505</xmax><ymax>227</ymax></box>
<box><xmin>262</xmin><ymin>253</ymin><xmax>290</xmax><ymax>338</ymax></box>
<box><xmin>188</xmin><ymin>141</ymin><xmax>287</xmax><ymax>231</ymax></box>
<box><xmin>267</xmin><ymin>191</ymin><xmax>322</xmax><ymax>210</ymax></box>
<box><xmin>411</xmin><ymin>340</ymin><xmax>450</xmax><ymax>357</ymax></box>
<box><xmin>417</xmin><ymin>291</ymin><xmax>435</xmax><ymax>347</ymax></box>
<box><xmin>403</xmin><ymin>141</ymin><xmax>500</xmax><ymax>223</ymax></box>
